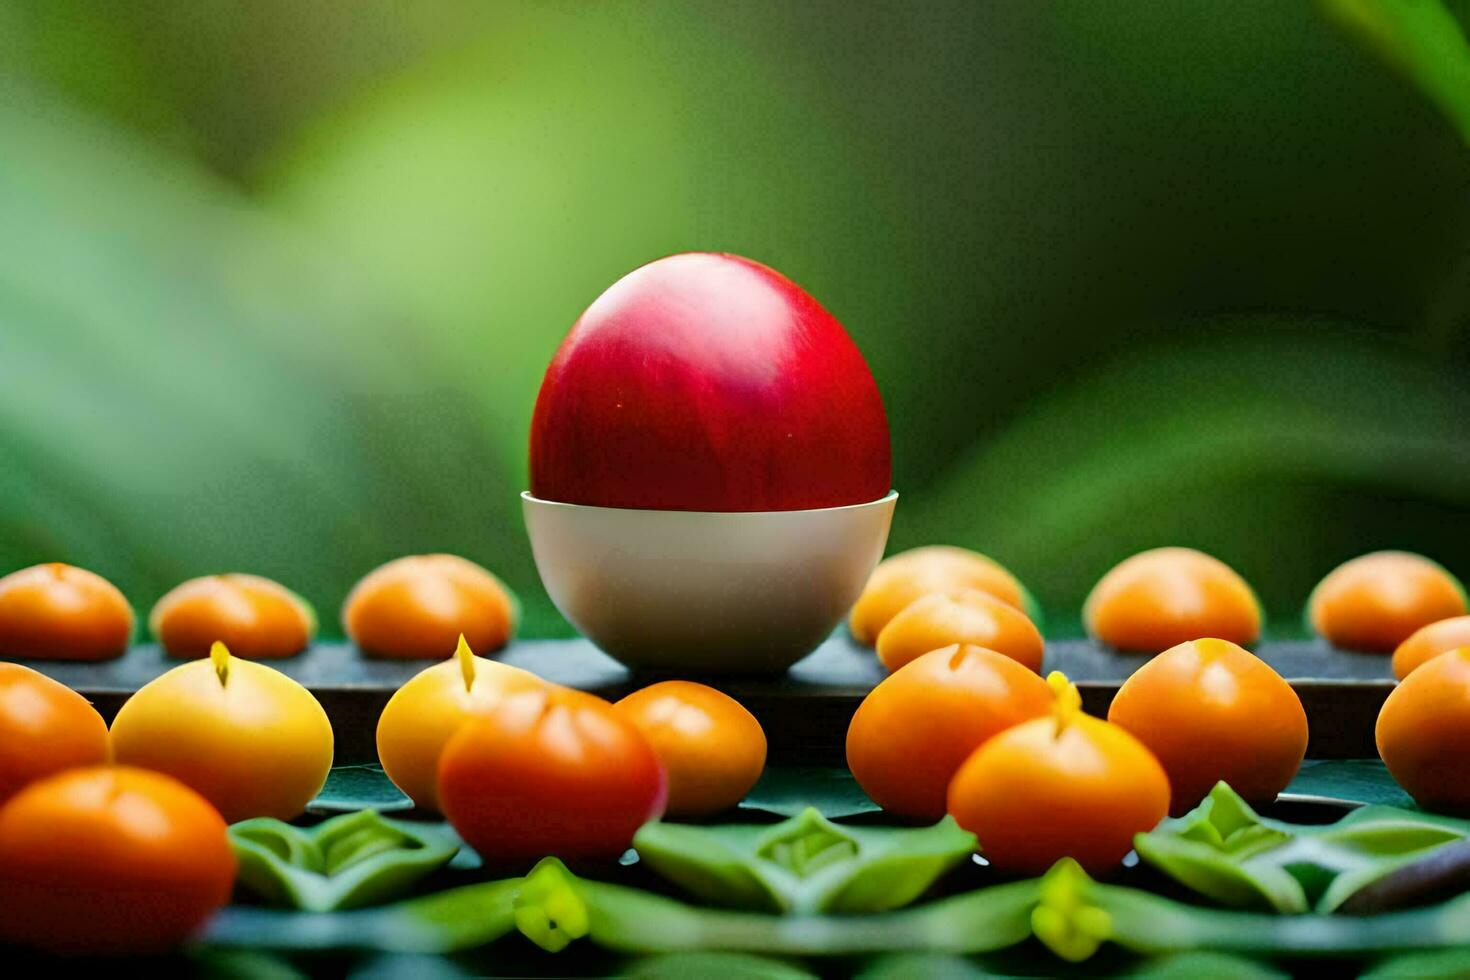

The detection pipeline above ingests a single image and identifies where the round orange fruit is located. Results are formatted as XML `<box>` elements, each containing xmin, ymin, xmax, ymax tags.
<box><xmin>615</xmin><ymin>681</ymin><xmax>767</xmax><ymax>816</ymax></box>
<box><xmin>0</xmin><ymin>663</ymin><xmax>111</xmax><ymax>805</ymax></box>
<box><xmin>438</xmin><ymin>685</ymin><xmax>666</xmax><ymax>864</ymax></box>
<box><xmin>1108</xmin><ymin>638</ymin><xmax>1307</xmax><ymax>814</ymax></box>
<box><xmin>0</xmin><ymin>766</ymin><xmax>235</xmax><ymax>954</ymax></box>
<box><xmin>875</xmin><ymin>589</ymin><xmax>1043</xmax><ymax>673</ymax></box>
<box><xmin>0</xmin><ymin>563</ymin><xmax>133</xmax><ymax>661</ymax></box>
<box><xmin>849</xmin><ymin>545</ymin><xmax>1034</xmax><ymax>645</ymax></box>
<box><xmin>151</xmin><ymin>573</ymin><xmax>315</xmax><ymax>659</ymax></box>
<box><xmin>1392</xmin><ymin>616</ymin><xmax>1470</xmax><ymax>680</ymax></box>
<box><xmin>1310</xmin><ymin>552</ymin><xmax>1467</xmax><ymax>653</ymax></box>
<box><xmin>847</xmin><ymin>644</ymin><xmax>1053</xmax><ymax>820</ymax></box>
<box><xmin>1084</xmin><ymin>547</ymin><xmax>1260</xmax><ymax>653</ymax></box>
<box><xmin>344</xmin><ymin>554</ymin><xmax>518</xmax><ymax>659</ymax></box>
<box><xmin>1377</xmin><ymin>647</ymin><xmax>1470</xmax><ymax>813</ymax></box>
<box><xmin>377</xmin><ymin>635</ymin><xmax>546</xmax><ymax>812</ymax></box>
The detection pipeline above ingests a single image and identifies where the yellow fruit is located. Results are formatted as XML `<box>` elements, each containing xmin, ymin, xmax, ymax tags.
<box><xmin>110</xmin><ymin>642</ymin><xmax>333</xmax><ymax>822</ymax></box>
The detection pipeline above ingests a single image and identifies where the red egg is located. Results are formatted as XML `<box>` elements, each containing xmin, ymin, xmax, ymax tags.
<box><xmin>530</xmin><ymin>253</ymin><xmax>891</xmax><ymax>512</ymax></box>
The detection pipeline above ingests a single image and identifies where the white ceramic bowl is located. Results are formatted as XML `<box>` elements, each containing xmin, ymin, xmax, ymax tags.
<box><xmin>522</xmin><ymin>490</ymin><xmax>897</xmax><ymax>674</ymax></box>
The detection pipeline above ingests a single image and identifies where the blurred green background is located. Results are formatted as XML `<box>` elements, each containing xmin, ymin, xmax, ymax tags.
<box><xmin>3</xmin><ymin>0</ymin><xmax>1470</xmax><ymax>638</ymax></box>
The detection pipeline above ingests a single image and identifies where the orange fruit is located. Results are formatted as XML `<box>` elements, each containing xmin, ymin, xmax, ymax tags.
<box><xmin>344</xmin><ymin>554</ymin><xmax>519</xmax><ymax>658</ymax></box>
<box><xmin>1108</xmin><ymin>638</ymin><xmax>1307</xmax><ymax>814</ymax></box>
<box><xmin>948</xmin><ymin>675</ymin><xmax>1170</xmax><ymax>875</ymax></box>
<box><xmin>1084</xmin><ymin>547</ymin><xmax>1260</xmax><ymax>653</ymax></box>
<box><xmin>849</xmin><ymin>545</ymin><xmax>1033</xmax><ymax>645</ymax></box>
<box><xmin>847</xmin><ymin>644</ymin><xmax>1053</xmax><ymax>819</ymax></box>
<box><xmin>0</xmin><ymin>766</ymin><xmax>235</xmax><ymax>954</ymax></box>
<box><xmin>615</xmin><ymin>681</ymin><xmax>767</xmax><ymax>816</ymax></box>
<box><xmin>0</xmin><ymin>563</ymin><xmax>133</xmax><ymax>661</ymax></box>
<box><xmin>0</xmin><ymin>663</ymin><xmax>111</xmax><ymax>805</ymax></box>
<box><xmin>377</xmin><ymin>635</ymin><xmax>547</xmax><ymax>812</ymax></box>
<box><xmin>438</xmin><ymin>686</ymin><xmax>666</xmax><ymax>864</ymax></box>
<box><xmin>150</xmin><ymin>573</ymin><xmax>315</xmax><ymax>659</ymax></box>
<box><xmin>1377</xmin><ymin>647</ymin><xmax>1470</xmax><ymax>812</ymax></box>
<box><xmin>1310</xmin><ymin>552</ymin><xmax>1467</xmax><ymax>653</ymax></box>
<box><xmin>1393</xmin><ymin>616</ymin><xmax>1470</xmax><ymax>680</ymax></box>
<box><xmin>875</xmin><ymin>589</ymin><xmax>1043</xmax><ymax>673</ymax></box>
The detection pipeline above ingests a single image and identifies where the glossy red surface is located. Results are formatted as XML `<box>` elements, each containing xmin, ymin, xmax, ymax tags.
<box><xmin>530</xmin><ymin>252</ymin><xmax>890</xmax><ymax>512</ymax></box>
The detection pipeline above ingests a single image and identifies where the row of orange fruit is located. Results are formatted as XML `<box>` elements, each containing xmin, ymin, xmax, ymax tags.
<box><xmin>851</xmin><ymin>545</ymin><xmax>1469</xmax><ymax>676</ymax></box>
<box><xmin>2</xmin><ymin>546</ymin><xmax>1464</xmax><ymax>669</ymax></box>
<box><xmin>0</xmin><ymin>555</ymin><xmax>516</xmax><ymax>661</ymax></box>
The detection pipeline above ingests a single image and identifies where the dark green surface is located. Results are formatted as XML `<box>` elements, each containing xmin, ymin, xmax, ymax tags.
<box><xmin>301</xmin><ymin>760</ymin><xmax>1406</xmax><ymax>817</ymax></box>
<box><xmin>20</xmin><ymin>635</ymin><xmax>1404</xmax><ymax>764</ymax></box>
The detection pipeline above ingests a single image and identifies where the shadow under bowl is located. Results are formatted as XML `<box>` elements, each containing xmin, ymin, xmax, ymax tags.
<box><xmin>522</xmin><ymin>490</ymin><xmax>897</xmax><ymax>675</ymax></box>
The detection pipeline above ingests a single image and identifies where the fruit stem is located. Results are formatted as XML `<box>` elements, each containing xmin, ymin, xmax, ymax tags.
<box><xmin>1047</xmin><ymin>670</ymin><xmax>1081</xmax><ymax>735</ymax></box>
<box><xmin>211</xmin><ymin>640</ymin><xmax>232</xmax><ymax>687</ymax></box>
<box><xmin>455</xmin><ymin>634</ymin><xmax>476</xmax><ymax>693</ymax></box>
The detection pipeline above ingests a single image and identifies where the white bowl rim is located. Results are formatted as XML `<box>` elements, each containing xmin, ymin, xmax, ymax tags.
<box><xmin>521</xmin><ymin>488</ymin><xmax>898</xmax><ymax>518</ymax></box>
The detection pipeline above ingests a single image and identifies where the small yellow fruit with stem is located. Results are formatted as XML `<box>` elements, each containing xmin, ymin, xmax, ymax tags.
<box><xmin>110</xmin><ymin>641</ymin><xmax>334</xmax><ymax>823</ymax></box>
<box><xmin>376</xmin><ymin>634</ymin><xmax>546</xmax><ymax>811</ymax></box>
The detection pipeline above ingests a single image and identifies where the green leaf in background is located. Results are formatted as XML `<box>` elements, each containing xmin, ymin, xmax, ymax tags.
<box><xmin>634</xmin><ymin>808</ymin><xmax>976</xmax><ymax>915</ymax></box>
<box><xmin>740</xmin><ymin>766</ymin><xmax>879</xmax><ymax>819</ymax></box>
<box><xmin>1134</xmin><ymin>783</ymin><xmax>1470</xmax><ymax>914</ymax></box>
<box><xmin>231</xmin><ymin>810</ymin><xmax>459</xmax><ymax>912</ymax></box>
<box><xmin>905</xmin><ymin>324</ymin><xmax>1470</xmax><ymax>630</ymax></box>
<box><xmin>1317</xmin><ymin>0</ymin><xmax>1470</xmax><ymax>146</ymax></box>
<box><xmin>6</xmin><ymin>2</ymin><xmax>1470</xmax><ymax>627</ymax></box>
<box><xmin>0</xmin><ymin>82</ymin><xmax>552</xmax><ymax>633</ymax></box>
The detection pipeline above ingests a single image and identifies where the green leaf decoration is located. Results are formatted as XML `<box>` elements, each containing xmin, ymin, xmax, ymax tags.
<box><xmin>633</xmin><ymin>807</ymin><xmax>976</xmax><ymax>914</ymax></box>
<box><xmin>1031</xmin><ymin>859</ymin><xmax>1115</xmax><ymax>963</ymax></box>
<box><xmin>854</xmin><ymin>953</ymin><xmax>1004</xmax><ymax>978</ymax></box>
<box><xmin>1134</xmin><ymin>783</ymin><xmax>1470</xmax><ymax>914</ymax></box>
<box><xmin>1285</xmin><ymin>759</ymin><xmax>1416</xmax><ymax>808</ymax></box>
<box><xmin>1124</xmin><ymin>952</ymin><xmax>1288</xmax><ymax>980</ymax></box>
<box><xmin>1317</xmin><ymin>0</ymin><xmax>1470</xmax><ymax>146</ymax></box>
<box><xmin>1133</xmin><ymin>786</ymin><xmax>1307</xmax><ymax>912</ymax></box>
<box><xmin>186</xmin><ymin>949</ymin><xmax>309</xmax><ymax>980</ymax></box>
<box><xmin>513</xmin><ymin>857</ymin><xmax>592</xmax><ymax>953</ymax></box>
<box><xmin>230</xmin><ymin>810</ymin><xmax>459</xmax><ymax>912</ymax></box>
<box><xmin>204</xmin><ymin>857</ymin><xmax>1038</xmax><ymax>958</ymax></box>
<box><xmin>740</xmin><ymin>767</ymin><xmax>880</xmax><ymax>819</ymax></box>
<box><xmin>1363</xmin><ymin>946</ymin><xmax>1470</xmax><ymax>978</ymax></box>
<box><xmin>626</xmin><ymin>952</ymin><xmax>817</xmax><ymax>980</ymax></box>
<box><xmin>203</xmin><ymin>851</ymin><xmax>1470</xmax><ymax>963</ymax></box>
<box><xmin>1328</xmin><ymin>836</ymin><xmax>1470</xmax><ymax>914</ymax></box>
<box><xmin>308</xmin><ymin>765</ymin><xmax>413</xmax><ymax>815</ymax></box>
